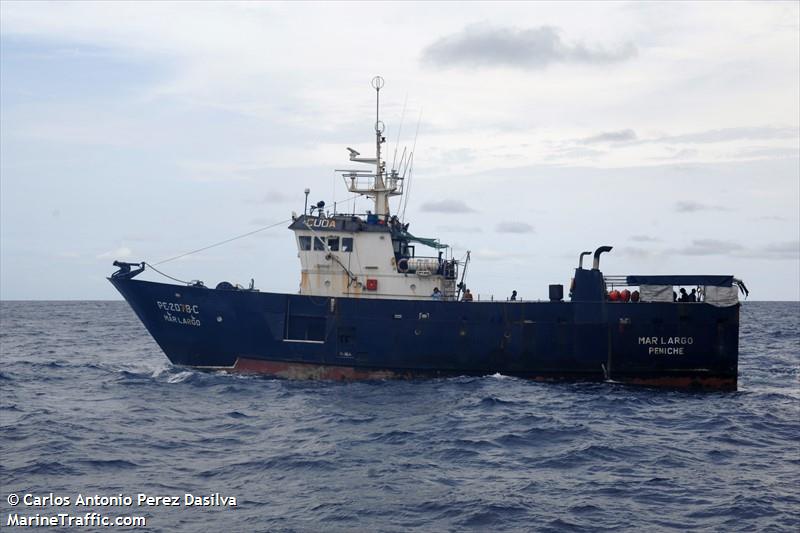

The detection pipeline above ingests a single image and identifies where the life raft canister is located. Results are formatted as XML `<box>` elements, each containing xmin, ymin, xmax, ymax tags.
<box><xmin>620</xmin><ymin>289</ymin><xmax>631</xmax><ymax>302</ymax></box>
<box><xmin>608</xmin><ymin>289</ymin><xmax>621</xmax><ymax>301</ymax></box>
<box><xmin>631</xmin><ymin>290</ymin><xmax>640</xmax><ymax>302</ymax></box>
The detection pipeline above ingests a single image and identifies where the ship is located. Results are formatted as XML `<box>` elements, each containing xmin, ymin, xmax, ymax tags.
<box><xmin>110</xmin><ymin>77</ymin><xmax>748</xmax><ymax>391</ymax></box>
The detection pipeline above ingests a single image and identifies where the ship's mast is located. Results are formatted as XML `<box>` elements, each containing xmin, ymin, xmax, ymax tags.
<box><xmin>372</xmin><ymin>76</ymin><xmax>389</xmax><ymax>217</ymax></box>
<box><xmin>340</xmin><ymin>76</ymin><xmax>404</xmax><ymax>218</ymax></box>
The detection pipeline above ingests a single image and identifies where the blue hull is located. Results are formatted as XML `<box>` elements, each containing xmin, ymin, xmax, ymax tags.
<box><xmin>110</xmin><ymin>278</ymin><xmax>739</xmax><ymax>390</ymax></box>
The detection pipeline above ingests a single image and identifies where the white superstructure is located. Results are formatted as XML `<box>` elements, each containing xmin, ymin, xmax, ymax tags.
<box><xmin>288</xmin><ymin>77</ymin><xmax>462</xmax><ymax>300</ymax></box>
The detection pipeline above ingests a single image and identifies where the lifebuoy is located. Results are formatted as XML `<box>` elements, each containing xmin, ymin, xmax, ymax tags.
<box><xmin>398</xmin><ymin>258</ymin><xmax>409</xmax><ymax>273</ymax></box>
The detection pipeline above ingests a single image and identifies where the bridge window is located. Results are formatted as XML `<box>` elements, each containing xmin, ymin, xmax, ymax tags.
<box><xmin>328</xmin><ymin>237</ymin><xmax>340</xmax><ymax>251</ymax></box>
<box><xmin>314</xmin><ymin>237</ymin><xmax>326</xmax><ymax>251</ymax></box>
<box><xmin>342</xmin><ymin>237</ymin><xmax>354</xmax><ymax>252</ymax></box>
<box><xmin>299</xmin><ymin>236</ymin><xmax>311</xmax><ymax>250</ymax></box>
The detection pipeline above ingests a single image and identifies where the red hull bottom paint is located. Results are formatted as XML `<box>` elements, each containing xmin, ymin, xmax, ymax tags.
<box><xmin>232</xmin><ymin>358</ymin><xmax>417</xmax><ymax>380</ymax></box>
<box><xmin>621</xmin><ymin>375</ymin><xmax>737</xmax><ymax>391</ymax></box>
<box><xmin>231</xmin><ymin>358</ymin><xmax>735</xmax><ymax>390</ymax></box>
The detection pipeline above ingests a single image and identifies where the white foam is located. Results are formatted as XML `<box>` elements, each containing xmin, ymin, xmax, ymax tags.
<box><xmin>166</xmin><ymin>371</ymin><xmax>195</xmax><ymax>383</ymax></box>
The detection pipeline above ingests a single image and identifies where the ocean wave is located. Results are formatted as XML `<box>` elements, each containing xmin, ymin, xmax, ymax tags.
<box><xmin>0</xmin><ymin>300</ymin><xmax>797</xmax><ymax>532</ymax></box>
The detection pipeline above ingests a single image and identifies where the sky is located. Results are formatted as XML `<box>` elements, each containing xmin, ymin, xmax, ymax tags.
<box><xmin>1</xmin><ymin>1</ymin><xmax>798</xmax><ymax>301</ymax></box>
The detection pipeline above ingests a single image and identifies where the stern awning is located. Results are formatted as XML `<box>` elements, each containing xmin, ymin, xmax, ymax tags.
<box><xmin>626</xmin><ymin>275</ymin><xmax>734</xmax><ymax>287</ymax></box>
<box><xmin>399</xmin><ymin>231</ymin><xmax>448</xmax><ymax>250</ymax></box>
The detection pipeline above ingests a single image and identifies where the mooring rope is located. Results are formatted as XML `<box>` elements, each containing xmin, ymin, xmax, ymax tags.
<box><xmin>152</xmin><ymin>219</ymin><xmax>292</xmax><ymax>266</ymax></box>
<box><xmin>143</xmin><ymin>262</ymin><xmax>192</xmax><ymax>285</ymax></box>
<box><xmin>136</xmin><ymin>218</ymin><xmax>292</xmax><ymax>285</ymax></box>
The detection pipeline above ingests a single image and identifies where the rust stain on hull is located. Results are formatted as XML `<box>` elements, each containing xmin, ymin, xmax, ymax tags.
<box><xmin>229</xmin><ymin>358</ymin><xmax>736</xmax><ymax>390</ymax></box>
<box><xmin>233</xmin><ymin>358</ymin><xmax>411</xmax><ymax>380</ymax></box>
<box><xmin>620</xmin><ymin>375</ymin><xmax>737</xmax><ymax>391</ymax></box>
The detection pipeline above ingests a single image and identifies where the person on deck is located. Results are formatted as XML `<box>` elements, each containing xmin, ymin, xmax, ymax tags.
<box><xmin>689</xmin><ymin>288</ymin><xmax>697</xmax><ymax>302</ymax></box>
<box><xmin>431</xmin><ymin>287</ymin><xmax>442</xmax><ymax>300</ymax></box>
<box><xmin>678</xmin><ymin>288</ymin><xmax>688</xmax><ymax>302</ymax></box>
<box><xmin>510</xmin><ymin>290</ymin><xmax>517</xmax><ymax>301</ymax></box>
<box><xmin>462</xmin><ymin>289</ymin><xmax>474</xmax><ymax>302</ymax></box>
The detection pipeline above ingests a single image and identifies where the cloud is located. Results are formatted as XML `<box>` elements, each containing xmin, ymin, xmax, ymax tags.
<box><xmin>563</xmin><ymin>126</ymin><xmax>797</xmax><ymax>153</ymax></box>
<box><xmin>675</xmin><ymin>201</ymin><xmax>705</xmax><ymax>212</ymax></box>
<box><xmin>544</xmin><ymin>146</ymin><xmax>605</xmax><ymax>161</ymax></box>
<box><xmin>420</xmin><ymin>199</ymin><xmax>477</xmax><ymax>213</ymax></box>
<box><xmin>421</xmin><ymin>25</ymin><xmax>636</xmax><ymax>70</ymax></box>
<box><xmin>97</xmin><ymin>246</ymin><xmax>132</xmax><ymax>259</ymax></box>
<box><xmin>664</xmin><ymin>148</ymin><xmax>699</xmax><ymax>160</ymax></box>
<box><xmin>431</xmin><ymin>147</ymin><xmax>477</xmax><ymax>166</ymax></box>
<box><xmin>495</xmin><ymin>221</ymin><xmax>535</xmax><ymax>234</ymax></box>
<box><xmin>630</xmin><ymin>235</ymin><xmax>661</xmax><ymax>242</ymax></box>
<box><xmin>578</xmin><ymin>129</ymin><xmax>637</xmax><ymax>144</ymax></box>
<box><xmin>250</xmin><ymin>218</ymin><xmax>275</xmax><ymax>226</ymax></box>
<box><xmin>554</xmin><ymin>126</ymin><xmax>796</xmax><ymax>164</ymax></box>
<box><xmin>473</xmin><ymin>248</ymin><xmax>530</xmax><ymax>262</ymax></box>
<box><xmin>122</xmin><ymin>234</ymin><xmax>156</xmax><ymax>243</ymax></box>
<box><xmin>437</xmin><ymin>225</ymin><xmax>482</xmax><ymax>233</ymax></box>
<box><xmin>672</xmin><ymin>239</ymin><xmax>799</xmax><ymax>260</ymax></box>
<box><xmin>735</xmin><ymin>147</ymin><xmax>800</xmax><ymax>159</ymax></box>
<box><xmin>258</xmin><ymin>190</ymin><xmax>292</xmax><ymax>204</ymax></box>
<box><xmin>675</xmin><ymin>201</ymin><xmax>731</xmax><ymax>213</ymax></box>
<box><xmin>756</xmin><ymin>241</ymin><xmax>799</xmax><ymax>260</ymax></box>
<box><xmin>675</xmin><ymin>239</ymin><xmax>743</xmax><ymax>256</ymax></box>
<box><xmin>651</xmin><ymin>126</ymin><xmax>798</xmax><ymax>145</ymax></box>
<box><xmin>617</xmin><ymin>246</ymin><xmax>657</xmax><ymax>258</ymax></box>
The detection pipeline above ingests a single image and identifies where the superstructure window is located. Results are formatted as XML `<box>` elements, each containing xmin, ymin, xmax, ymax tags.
<box><xmin>314</xmin><ymin>237</ymin><xmax>326</xmax><ymax>251</ymax></box>
<box><xmin>342</xmin><ymin>237</ymin><xmax>354</xmax><ymax>252</ymax></box>
<box><xmin>328</xmin><ymin>237</ymin><xmax>340</xmax><ymax>251</ymax></box>
<box><xmin>299</xmin><ymin>236</ymin><xmax>311</xmax><ymax>250</ymax></box>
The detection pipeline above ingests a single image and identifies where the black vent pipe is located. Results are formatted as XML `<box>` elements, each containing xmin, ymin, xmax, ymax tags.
<box><xmin>592</xmin><ymin>246</ymin><xmax>613</xmax><ymax>270</ymax></box>
<box><xmin>578</xmin><ymin>251</ymin><xmax>592</xmax><ymax>269</ymax></box>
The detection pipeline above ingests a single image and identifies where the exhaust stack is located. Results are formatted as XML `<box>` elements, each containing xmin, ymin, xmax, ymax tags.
<box><xmin>592</xmin><ymin>246</ymin><xmax>613</xmax><ymax>270</ymax></box>
<box><xmin>578</xmin><ymin>251</ymin><xmax>592</xmax><ymax>270</ymax></box>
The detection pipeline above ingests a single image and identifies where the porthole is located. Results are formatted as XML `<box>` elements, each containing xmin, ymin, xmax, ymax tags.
<box><xmin>414</xmin><ymin>328</ymin><xmax>422</xmax><ymax>336</ymax></box>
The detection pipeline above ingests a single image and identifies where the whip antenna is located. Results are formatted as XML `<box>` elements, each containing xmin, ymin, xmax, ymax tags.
<box><xmin>391</xmin><ymin>93</ymin><xmax>408</xmax><ymax>172</ymax></box>
<box><xmin>400</xmin><ymin>109</ymin><xmax>422</xmax><ymax>223</ymax></box>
